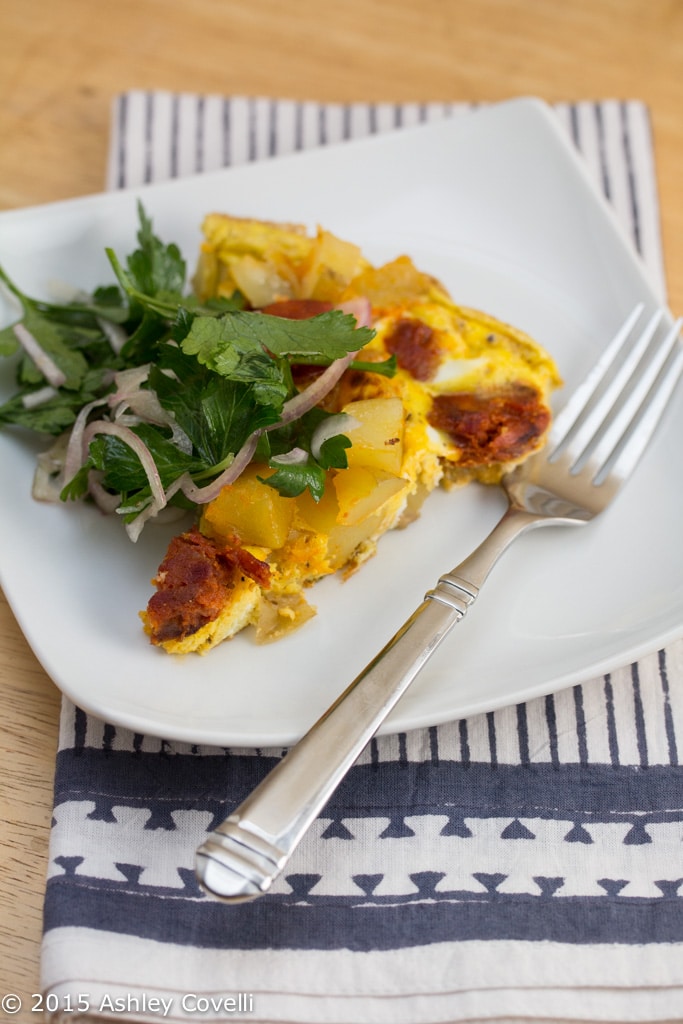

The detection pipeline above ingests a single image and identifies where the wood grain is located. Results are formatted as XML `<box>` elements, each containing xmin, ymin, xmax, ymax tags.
<box><xmin>0</xmin><ymin>0</ymin><xmax>682</xmax><ymax>1014</ymax></box>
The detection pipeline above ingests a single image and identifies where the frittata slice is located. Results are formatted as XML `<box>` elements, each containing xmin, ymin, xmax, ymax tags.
<box><xmin>141</xmin><ymin>215</ymin><xmax>561</xmax><ymax>654</ymax></box>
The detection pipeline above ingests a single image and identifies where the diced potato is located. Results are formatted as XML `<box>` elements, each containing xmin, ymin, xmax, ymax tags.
<box><xmin>342</xmin><ymin>255</ymin><xmax>434</xmax><ymax>308</ymax></box>
<box><xmin>192</xmin><ymin>248</ymin><xmax>219</xmax><ymax>301</ymax></box>
<box><xmin>201</xmin><ymin>464</ymin><xmax>293</xmax><ymax>549</ymax></box>
<box><xmin>293</xmin><ymin>477</ymin><xmax>340</xmax><ymax>533</ymax></box>
<box><xmin>228</xmin><ymin>254</ymin><xmax>293</xmax><ymax>308</ymax></box>
<box><xmin>192</xmin><ymin>214</ymin><xmax>311</xmax><ymax>302</ymax></box>
<box><xmin>333</xmin><ymin>467</ymin><xmax>407</xmax><ymax>526</ymax></box>
<box><xmin>294</xmin><ymin>466</ymin><xmax>408</xmax><ymax>569</ymax></box>
<box><xmin>342</xmin><ymin>397</ymin><xmax>405</xmax><ymax>474</ymax></box>
<box><xmin>326</xmin><ymin>511</ymin><xmax>385</xmax><ymax>569</ymax></box>
<box><xmin>300</xmin><ymin>228</ymin><xmax>366</xmax><ymax>301</ymax></box>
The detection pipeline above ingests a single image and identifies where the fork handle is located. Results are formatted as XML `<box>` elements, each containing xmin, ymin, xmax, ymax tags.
<box><xmin>195</xmin><ymin>504</ymin><xmax>539</xmax><ymax>902</ymax></box>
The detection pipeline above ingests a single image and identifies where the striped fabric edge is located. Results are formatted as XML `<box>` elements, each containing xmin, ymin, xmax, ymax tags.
<box><xmin>41</xmin><ymin>930</ymin><xmax>683</xmax><ymax>1024</ymax></box>
<box><xmin>106</xmin><ymin>92</ymin><xmax>667</xmax><ymax>300</ymax></box>
<box><xmin>58</xmin><ymin>639</ymin><xmax>683</xmax><ymax>766</ymax></box>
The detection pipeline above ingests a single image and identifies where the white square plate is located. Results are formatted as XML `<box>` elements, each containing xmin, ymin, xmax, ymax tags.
<box><xmin>0</xmin><ymin>98</ymin><xmax>680</xmax><ymax>746</ymax></box>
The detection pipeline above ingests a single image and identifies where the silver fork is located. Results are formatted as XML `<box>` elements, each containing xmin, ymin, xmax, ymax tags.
<box><xmin>195</xmin><ymin>304</ymin><xmax>683</xmax><ymax>903</ymax></box>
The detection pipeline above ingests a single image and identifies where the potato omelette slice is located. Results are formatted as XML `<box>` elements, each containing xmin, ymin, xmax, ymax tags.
<box><xmin>141</xmin><ymin>215</ymin><xmax>561</xmax><ymax>654</ymax></box>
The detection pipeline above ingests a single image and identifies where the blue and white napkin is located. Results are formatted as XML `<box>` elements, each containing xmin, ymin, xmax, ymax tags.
<box><xmin>40</xmin><ymin>94</ymin><xmax>683</xmax><ymax>1023</ymax></box>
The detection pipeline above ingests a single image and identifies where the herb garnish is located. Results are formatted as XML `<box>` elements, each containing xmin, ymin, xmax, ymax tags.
<box><xmin>0</xmin><ymin>203</ymin><xmax>390</xmax><ymax>537</ymax></box>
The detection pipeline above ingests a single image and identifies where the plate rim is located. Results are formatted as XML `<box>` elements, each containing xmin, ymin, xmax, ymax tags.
<box><xmin>1</xmin><ymin>96</ymin><xmax>680</xmax><ymax>747</ymax></box>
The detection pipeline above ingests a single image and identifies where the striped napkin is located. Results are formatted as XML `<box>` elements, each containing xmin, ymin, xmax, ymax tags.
<box><xmin>41</xmin><ymin>94</ymin><xmax>683</xmax><ymax>1024</ymax></box>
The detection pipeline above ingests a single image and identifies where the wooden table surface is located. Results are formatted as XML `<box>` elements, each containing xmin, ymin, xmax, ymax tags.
<box><xmin>1</xmin><ymin>0</ymin><xmax>682</xmax><ymax>1014</ymax></box>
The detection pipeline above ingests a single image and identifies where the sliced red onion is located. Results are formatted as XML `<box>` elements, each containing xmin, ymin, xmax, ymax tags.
<box><xmin>47</xmin><ymin>281</ymin><xmax>128</xmax><ymax>355</ymax></box>
<box><xmin>112</xmin><ymin>388</ymin><xmax>177</xmax><ymax>431</ymax></box>
<box><xmin>277</xmin><ymin>349</ymin><xmax>357</xmax><ymax>425</ymax></box>
<box><xmin>336</xmin><ymin>297</ymin><xmax>372</xmax><ymax>328</ymax></box>
<box><xmin>82</xmin><ymin>420</ymin><xmax>166</xmax><ymax>511</ymax></box>
<box><xmin>56</xmin><ymin>338</ymin><xmax>365</xmax><ymax>533</ymax></box>
<box><xmin>174</xmin><ymin>350</ymin><xmax>358</xmax><ymax>505</ymax></box>
<box><xmin>87</xmin><ymin>472</ymin><xmax>122</xmax><ymax>515</ymax></box>
<box><xmin>98</xmin><ymin>316</ymin><xmax>127</xmax><ymax>355</ymax></box>
<box><xmin>112</xmin><ymin>365</ymin><xmax>151</xmax><ymax>393</ymax></box>
<box><xmin>63</xmin><ymin>397</ymin><xmax>110</xmax><ymax>485</ymax></box>
<box><xmin>111</xmin><ymin>412</ymin><xmax>143</xmax><ymax>428</ymax></box>
<box><xmin>124</xmin><ymin>499</ymin><xmax>163</xmax><ymax>542</ymax></box>
<box><xmin>125</xmin><ymin>504</ymin><xmax>157</xmax><ymax>542</ymax></box>
<box><xmin>310</xmin><ymin>412</ymin><xmax>359</xmax><ymax>461</ymax></box>
<box><xmin>13</xmin><ymin>322</ymin><xmax>67</xmax><ymax>388</ymax></box>
<box><xmin>113</xmin><ymin>410</ymin><xmax>192</xmax><ymax>462</ymax></box>
<box><xmin>108</xmin><ymin>368</ymin><xmax>150</xmax><ymax>421</ymax></box>
<box><xmin>123</xmin><ymin>477</ymin><xmax>189</xmax><ymax>541</ymax></box>
<box><xmin>31</xmin><ymin>463</ymin><xmax>63</xmax><ymax>503</ymax></box>
<box><xmin>22</xmin><ymin>385</ymin><xmax>58</xmax><ymax>410</ymax></box>
<box><xmin>176</xmin><ymin>431</ymin><xmax>261</xmax><ymax>504</ymax></box>
<box><xmin>47</xmin><ymin>279</ymin><xmax>83</xmax><ymax>304</ymax></box>
<box><xmin>152</xmin><ymin>476</ymin><xmax>192</xmax><ymax>524</ymax></box>
<box><xmin>110</xmin><ymin>367</ymin><xmax>193</xmax><ymax>454</ymax></box>
<box><xmin>270</xmin><ymin>447</ymin><xmax>309</xmax><ymax>466</ymax></box>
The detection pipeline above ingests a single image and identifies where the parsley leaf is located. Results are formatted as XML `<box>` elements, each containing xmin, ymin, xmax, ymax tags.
<box><xmin>263</xmin><ymin>460</ymin><xmax>327</xmax><ymax>500</ymax></box>
<box><xmin>0</xmin><ymin>266</ymin><xmax>90</xmax><ymax>389</ymax></box>
<box><xmin>87</xmin><ymin>422</ymin><xmax>198</xmax><ymax>495</ymax></box>
<box><xmin>126</xmin><ymin>202</ymin><xmax>186</xmax><ymax>298</ymax></box>
<box><xmin>258</xmin><ymin>407</ymin><xmax>352</xmax><ymax>500</ymax></box>
<box><xmin>150</xmin><ymin>345</ymin><xmax>280</xmax><ymax>468</ymax></box>
<box><xmin>180</xmin><ymin>316</ymin><xmax>290</xmax><ymax>410</ymax></box>
<box><xmin>0</xmin><ymin>367</ymin><xmax>111</xmax><ymax>433</ymax></box>
<box><xmin>216</xmin><ymin>308</ymin><xmax>374</xmax><ymax>359</ymax></box>
<box><xmin>317</xmin><ymin>431</ymin><xmax>353</xmax><ymax>469</ymax></box>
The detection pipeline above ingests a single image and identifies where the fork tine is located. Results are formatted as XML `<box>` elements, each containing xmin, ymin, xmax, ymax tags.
<box><xmin>549</xmin><ymin>303</ymin><xmax>646</xmax><ymax>451</ymax></box>
<box><xmin>545</xmin><ymin>305</ymin><xmax>683</xmax><ymax>491</ymax></box>
<box><xmin>594</xmin><ymin>318</ymin><xmax>683</xmax><ymax>484</ymax></box>
<box><xmin>567</xmin><ymin>312</ymin><xmax>681</xmax><ymax>473</ymax></box>
<box><xmin>559</xmin><ymin>309</ymin><xmax>667</xmax><ymax>464</ymax></box>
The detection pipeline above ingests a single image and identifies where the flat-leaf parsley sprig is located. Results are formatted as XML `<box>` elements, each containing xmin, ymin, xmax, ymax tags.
<box><xmin>0</xmin><ymin>202</ymin><xmax>385</xmax><ymax>540</ymax></box>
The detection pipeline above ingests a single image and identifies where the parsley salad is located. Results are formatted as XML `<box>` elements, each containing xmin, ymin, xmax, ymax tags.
<box><xmin>0</xmin><ymin>204</ymin><xmax>394</xmax><ymax>541</ymax></box>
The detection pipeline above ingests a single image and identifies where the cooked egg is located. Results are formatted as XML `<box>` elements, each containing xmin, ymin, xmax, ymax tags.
<box><xmin>142</xmin><ymin>216</ymin><xmax>561</xmax><ymax>653</ymax></box>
